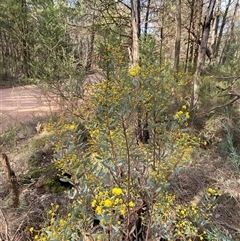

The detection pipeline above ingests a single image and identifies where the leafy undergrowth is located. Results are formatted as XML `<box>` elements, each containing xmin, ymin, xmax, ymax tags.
<box><xmin>0</xmin><ymin>116</ymin><xmax>239</xmax><ymax>240</ymax></box>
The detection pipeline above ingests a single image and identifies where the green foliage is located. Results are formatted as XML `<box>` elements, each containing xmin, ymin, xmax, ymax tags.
<box><xmin>222</xmin><ymin>114</ymin><xmax>240</xmax><ymax>173</ymax></box>
<box><xmin>0</xmin><ymin>127</ymin><xmax>17</xmax><ymax>147</ymax></box>
<box><xmin>206</xmin><ymin>228</ymin><xmax>235</xmax><ymax>241</ymax></box>
<box><xmin>220</xmin><ymin>41</ymin><xmax>240</xmax><ymax>75</ymax></box>
<box><xmin>140</xmin><ymin>35</ymin><xmax>159</xmax><ymax>64</ymax></box>
<box><xmin>198</xmin><ymin>75</ymin><xmax>240</xmax><ymax>168</ymax></box>
<box><xmin>28</xmin><ymin>168</ymin><xmax>45</xmax><ymax>179</ymax></box>
<box><xmin>30</xmin><ymin>1</ymin><xmax>72</xmax><ymax>81</ymax></box>
<box><xmin>0</xmin><ymin>0</ymin><xmax>30</xmax><ymax>79</ymax></box>
<box><xmin>28</xmin><ymin>44</ymin><xmax>227</xmax><ymax>241</ymax></box>
<box><xmin>44</xmin><ymin>177</ymin><xmax>66</xmax><ymax>193</ymax></box>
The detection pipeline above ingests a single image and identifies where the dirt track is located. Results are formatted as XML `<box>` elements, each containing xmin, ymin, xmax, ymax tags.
<box><xmin>0</xmin><ymin>74</ymin><xmax>103</xmax><ymax>132</ymax></box>
<box><xmin>0</xmin><ymin>85</ymin><xmax>59</xmax><ymax>132</ymax></box>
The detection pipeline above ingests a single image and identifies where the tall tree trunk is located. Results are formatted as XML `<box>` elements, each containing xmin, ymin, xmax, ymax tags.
<box><xmin>159</xmin><ymin>25</ymin><xmax>164</xmax><ymax>65</ymax></box>
<box><xmin>0</xmin><ymin>29</ymin><xmax>7</xmax><ymax>79</ymax></box>
<box><xmin>187</xmin><ymin>0</ymin><xmax>203</xmax><ymax>72</ymax></box>
<box><xmin>159</xmin><ymin>1</ymin><xmax>165</xmax><ymax>65</ymax></box>
<box><xmin>191</xmin><ymin>0</ymin><xmax>216</xmax><ymax>109</ymax></box>
<box><xmin>185</xmin><ymin>0</ymin><xmax>195</xmax><ymax>72</ymax></box>
<box><xmin>209</xmin><ymin>0</ymin><xmax>220</xmax><ymax>66</ymax></box>
<box><xmin>21</xmin><ymin>0</ymin><xmax>30</xmax><ymax>78</ymax></box>
<box><xmin>130</xmin><ymin>0</ymin><xmax>149</xmax><ymax>144</ymax></box>
<box><xmin>86</xmin><ymin>25</ymin><xmax>95</xmax><ymax>71</ymax></box>
<box><xmin>174</xmin><ymin>0</ymin><xmax>181</xmax><ymax>74</ymax></box>
<box><xmin>215</xmin><ymin>0</ymin><xmax>231</xmax><ymax>58</ymax></box>
<box><xmin>130</xmin><ymin>0</ymin><xmax>140</xmax><ymax>67</ymax></box>
<box><xmin>193</xmin><ymin>0</ymin><xmax>203</xmax><ymax>69</ymax></box>
<box><xmin>144</xmin><ymin>0</ymin><xmax>151</xmax><ymax>38</ymax></box>
<box><xmin>2</xmin><ymin>31</ymin><xmax>10</xmax><ymax>78</ymax></box>
<box><xmin>219</xmin><ymin>0</ymin><xmax>239</xmax><ymax>66</ymax></box>
<box><xmin>85</xmin><ymin>2</ymin><xmax>98</xmax><ymax>72</ymax></box>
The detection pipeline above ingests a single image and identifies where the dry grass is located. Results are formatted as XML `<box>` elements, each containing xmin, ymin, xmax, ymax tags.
<box><xmin>0</xmin><ymin>191</ymin><xmax>68</xmax><ymax>241</ymax></box>
<box><xmin>170</xmin><ymin>150</ymin><xmax>240</xmax><ymax>239</ymax></box>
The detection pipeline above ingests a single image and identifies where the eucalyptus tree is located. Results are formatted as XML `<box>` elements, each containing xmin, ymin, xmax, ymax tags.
<box><xmin>191</xmin><ymin>0</ymin><xmax>216</xmax><ymax>108</ymax></box>
<box><xmin>174</xmin><ymin>0</ymin><xmax>181</xmax><ymax>74</ymax></box>
<box><xmin>219</xmin><ymin>0</ymin><xmax>239</xmax><ymax>67</ymax></box>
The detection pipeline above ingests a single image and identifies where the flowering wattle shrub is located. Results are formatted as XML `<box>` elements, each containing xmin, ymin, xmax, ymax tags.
<box><xmin>31</xmin><ymin>43</ymin><xmax>221</xmax><ymax>241</ymax></box>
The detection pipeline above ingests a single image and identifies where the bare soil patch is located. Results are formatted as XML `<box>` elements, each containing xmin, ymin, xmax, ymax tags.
<box><xmin>0</xmin><ymin>85</ymin><xmax>59</xmax><ymax>132</ymax></box>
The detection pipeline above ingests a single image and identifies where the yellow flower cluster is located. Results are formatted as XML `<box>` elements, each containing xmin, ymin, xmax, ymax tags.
<box><xmin>129</xmin><ymin>65</ymin><xmax>141</xmax><ymax>77</ymax></box>
<box><xmin>174</xmin><ymin>105</ymin><xmax>190</xmax><ymax>120</ymax></box>
<box><xmin>43</xmin><ymin>117</ymin><xmax>84</xmax><ymax>178</ymax></box>
<box><xmin>175</xmin><ymin>204</ymin><xmax>204</xmax><ymax>240</ymax></box>
<box><xmin>150</xmin><ymin>130</ymin><xmax>198</xmax><ymax>186</ymax></box>
<box><xmin>112</xmin><ymin>187</ymin><xmax>123</xmax><ymax>196</ymax></box>
<box><xmin>44</xmin><ymin>117</ymin><xmax>76</xmax><ymax>133</ymax></box>
<box><xmin>30</xmin><ymin>203</ymin><xmax>70</xmax><ymax>241</ymax></box>
<box><xmin>207</xmin><ymin>187</ymin><xmax>221</xmax><ymax>197</ymax></box>
<box><xmin>152</xmin><ymin>192</ymin><xmax>176</xmax><ymax>223</ymax></box>
<box><xmin>174</xmin><ymin>187</ymin><xmax>221</xmax><ymax>241</ymax></box>
<box><xmin>101</xmin><ymin>43</ymin><xmax>126</xmax><ymax>69</ymax></box>
<box><xmin>68</xmin><ymin>124</ymin><xmax>75</xmax><ymax>130</ymax></box>
<box><xmin>91</xmin><ymin>187</ymin><xmax>135</xmax><ymax>219</ymax></box>
<box><xmin>89</xmin><ymin>128</ymin><xmax>100</xmax><ymax>138</ymax></box>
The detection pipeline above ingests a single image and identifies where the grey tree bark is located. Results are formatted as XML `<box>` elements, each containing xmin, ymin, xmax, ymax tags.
<box><xmin>130</xmin><ymin>0</ymin><xmax>140</xmax><ymax>67</ymax></box>
<box><xmin>209</xmin><ymin>0</ymin><xmax>221</xmax><ymax>66</ymax></box>
<box><xmin>215</xmin><ymin>0</ymin><xmax>232</xmax><ymax>59</ymax></box>
<box><xmin>184</xmin><ymin>0</ymin><xmax>195</xmax><ymax>72</ymax></box>
<box><xmin>174</xmin><ymin>0</ymin><xmax>181</xmax><ymax>74</ymax></box>
<box><xmin>219</xmin><ymin>0</ymin><xmax>239</xmax><ymax>66</ymax></box>
<box><xmin>191</xmin><ymin>0</ymin><xmax>216</xmax><ymax>108</ymax></box>
<box><xmin>144</xmin><ymin>0</ymin><xmax>151</xmax><ymax>39</ymax></box>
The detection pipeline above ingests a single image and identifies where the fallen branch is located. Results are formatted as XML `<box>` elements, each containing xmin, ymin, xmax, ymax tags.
<box><xmin>1</xmin><ymin>154</ymin><xmax>19</xmax><ymax>208</ymax></box>
<box><xmin>208</xmin><ymin>93</ymin><xmax>240</xmax><ymax>113</ymax></box>
<box><xmin>193</xmin><ymin>92</ymin><xmax>240</xmax><ymax>119</ymax></box>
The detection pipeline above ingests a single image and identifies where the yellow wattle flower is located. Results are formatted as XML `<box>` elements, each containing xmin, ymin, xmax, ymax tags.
<box><xmin>112</xmin><ymin>187</ymin><xmax>123</xmax><ymax>196</ymax></box>
<box><xmin>129</xmin><ymin>65</ymin><xmax>141</xmax><ymax>77</ymax></box>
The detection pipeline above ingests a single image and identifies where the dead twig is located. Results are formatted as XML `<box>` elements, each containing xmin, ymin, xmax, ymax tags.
<box><xmin>193</xmin><ymin>92</ymin><xmax>240</xmax><ymax>120</ymax></box>
<box><xmin>0</xmin><ymin>208</ymin><xmax>10</xmax><ymax>241</ymax></box>
<box><xmin>208</xmin><ymin>93</ymin><xmax>240</xmax><ymax>113</ymax></box>
<box><xmin>0</xmin><ymin>153</ymin><xmax>19</xmax><ymax>208</ymax></box>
